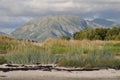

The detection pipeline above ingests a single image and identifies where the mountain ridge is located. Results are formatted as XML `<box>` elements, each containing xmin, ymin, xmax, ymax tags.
<box><xmin>11</xmin><ymin>15</ymin><xmax>107</xmax><ymax>41</ymax></box>
<box><xmin>92</xmin><ymin>18</ymin><xmax>119</xmax><ymax>27</ymax></box>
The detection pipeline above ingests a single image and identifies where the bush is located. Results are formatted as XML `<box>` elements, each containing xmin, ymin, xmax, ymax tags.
<box><xmin>73</xmin><ymin>27</ymin><xmax>120</xmax><ymax>40</ymax></box>
<box><xmin>0</xmin><ymin>56</ymin><xmax>6</xmax><ymax>64</ymax></box>
<box><xmin>60</xmin><ymin>36</ymin><xmax>70</xmax><ymax>40</ymax></box>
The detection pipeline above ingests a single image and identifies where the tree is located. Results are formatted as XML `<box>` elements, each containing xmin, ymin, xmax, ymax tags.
<box><xmin>94</xmin><ymin>28</ymin><xmax>108</xmax><ymax>40</ymax></box>
<box><xmin>60</xmin><ymin>36</ymin><xmax>70</xmax><ymax>40</ymax></box>
<box><xmin>73</xmin><ymin>26</ymin><xmax>120</xmax><ymax>40</ymax></box>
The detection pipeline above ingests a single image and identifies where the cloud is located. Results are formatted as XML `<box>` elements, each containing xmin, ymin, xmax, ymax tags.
<box><xmin>0</xmin><ymin>0</ymin><xmax>120</xmax><ymax>16</ymax></box>
<box><xmin>0</xmin><ymin>0</ymin><xmax>120</xmax><ymax>33</ymax></box>
<box><xmin>0</xmin><ymin>16</ymin><xmax>31</xmax><ymax>33</ymax></box>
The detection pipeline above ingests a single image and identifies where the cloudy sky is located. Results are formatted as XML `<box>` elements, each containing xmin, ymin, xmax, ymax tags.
<box><xmin>0</xmin><ymin>0</ymin><xmax>120</xmax><ymax>33</ymax></box>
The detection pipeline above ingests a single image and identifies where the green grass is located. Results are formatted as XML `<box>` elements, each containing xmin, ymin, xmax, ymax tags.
<box><xmin>105</xmin><ymin>43</ymin><xmax>120</xmax><ymax>55</ymax></box>
<box><xmin>0</xmin><ymin>56</ymin><xmax>7</xmax><ymax>64</ymax></box>
<box><xmin>0</xmin><ymin>35</ymin><xmax>120</xmax><ymax>68</ymax></box>
<box><xmin>6</xmin><ymin>49</ymin><xmax>60</xmax><ymax>64</ymax></box>
<box><xmin>58</xmin><ymin>49</ymin><xmax>115</xmax><ymax>68</ymax></box>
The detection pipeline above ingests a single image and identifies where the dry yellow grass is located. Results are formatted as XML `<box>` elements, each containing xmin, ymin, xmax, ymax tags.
<box><xmin>43</xmin><ymin>39</ymin><xmax>107</xmax><ymax>49</ymax></box>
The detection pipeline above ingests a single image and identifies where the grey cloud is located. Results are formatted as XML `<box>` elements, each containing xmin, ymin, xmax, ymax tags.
<box><xmin>0</xmin><ymin>0</ymin><xmax>120</xmax><ymax>33</ymax></box>
<box><xmin>0</xmin><ymin>0</ymin><xmax>120</xmax><ymax>17</ymax></box>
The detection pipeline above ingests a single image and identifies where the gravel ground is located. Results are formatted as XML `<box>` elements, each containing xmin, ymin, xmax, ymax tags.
<box><xmin>0</xmin><ymin>69</ymin><xmax>120</xmax><ymax>80</ymax></box>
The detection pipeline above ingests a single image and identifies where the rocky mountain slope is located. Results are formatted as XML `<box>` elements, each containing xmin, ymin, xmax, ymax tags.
<box><xmin>92</xmin><ymin>18</ymin><xmax>119</xmax><ymax>27</ymax></box>
<box><xmin>11</xmin><ymin>15</ymin><xmax>102</xmax><ymax>41</ymax></box>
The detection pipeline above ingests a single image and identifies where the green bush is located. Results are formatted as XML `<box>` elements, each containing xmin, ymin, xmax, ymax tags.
<box><xmin>60</xmin><ymin>36</ymin><xmax>70</xmax><ymax>40</ymax></box>
<box><xmin>0</xmin><ymin>56</ymin><xmax>6</xmax><ymax>64</ymax></box>
<box><xmin>73</xmin><ymin>27</ymin><xmax>120</xmax><ymax>40</ymax></box>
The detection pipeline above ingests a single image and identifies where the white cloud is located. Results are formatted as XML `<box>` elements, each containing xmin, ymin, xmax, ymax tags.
<box><xmin>0</xmin><ymin>0</ymin><xmax>119</xmax><ymax>16</ymax></box>
<box><xmin>0</xmin><ymin>0</ymin><xmax>120</xmax><ymax>33</ymax></box>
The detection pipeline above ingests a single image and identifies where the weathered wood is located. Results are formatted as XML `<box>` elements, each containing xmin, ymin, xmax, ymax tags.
<box><xmin>0</xmin><ymin>64</ymin><xmax>119</xmax><ymax>72</ymax></box>
<box><xmin>5</xmin><ymin>64</ymin><xmax>19</xmax><ymax>67</ymax></box>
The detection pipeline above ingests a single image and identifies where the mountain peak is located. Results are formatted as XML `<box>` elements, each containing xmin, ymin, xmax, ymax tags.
<box><xmin>11</xmin><ymin>15</ymin><xmax>101</xmax><ymax>41</ymax></box>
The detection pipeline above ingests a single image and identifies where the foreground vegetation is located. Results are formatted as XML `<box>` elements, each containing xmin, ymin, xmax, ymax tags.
<box><xmin>0</xmin><ymin>35</ymin><xmax>120</xmax><ymax>68</ymax></box>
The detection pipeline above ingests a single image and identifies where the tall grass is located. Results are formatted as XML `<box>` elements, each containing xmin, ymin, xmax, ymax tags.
<box><xmin>0</xmin><ymin>35</ymin><xmax>120</xmax><ymax>67</ymax></box>
<box><xmin>2</xmin><ymin>38</ymin><xmax>119</xmax><ymax>68</ymax></box>
<box><xmin>7</xmin><ymin>50</ymin><xmax>52</xmax><ymax>64</ymax></box>
<box><xmin>0</xmin><ymin>56</ymin><xmax>6</xmax><ymax>64</ymax></box>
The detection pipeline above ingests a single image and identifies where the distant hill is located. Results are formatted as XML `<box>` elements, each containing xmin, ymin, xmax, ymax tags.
<box><xmin>0</xmin><ymin>32</ymin><xmax>6</xmax><ymax>35</ymax></box>
<box><xmin>11</xmin><ymin>15</ymin><xmax>102</xmax><ymax>41</ymax></box>
<box><xmin>92</xmin><ymin>18</ymin><xmax>119</xmax><ymax>27</ymax></box>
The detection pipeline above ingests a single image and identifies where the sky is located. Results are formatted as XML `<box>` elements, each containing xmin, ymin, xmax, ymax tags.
<box><xmin>0</xmin><ymin>0</ymin><xmax>120</xmax><ymax>33</ymax></box>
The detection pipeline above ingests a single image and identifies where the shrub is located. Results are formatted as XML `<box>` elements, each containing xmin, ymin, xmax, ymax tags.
<box><xmin>60</xmin><ymin>36</ymin><xmax>70</xmax><ymax>40</ymax></box>
<box><xmin>73</xmin><ymin>27</ymin><xmax>120</xmax><ymax>40</ymax></box>
<box><xmin>0</xmin><ymin>56</ymin><xmax>6</xmax><ymax>64</ymax></box>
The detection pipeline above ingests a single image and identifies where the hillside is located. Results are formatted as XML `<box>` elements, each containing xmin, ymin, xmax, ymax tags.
<box><xmin>0</xmin><ymin>32</ymin><xmax>6</xmax><ymax>35</ymax></box>
<box><xmin>92</xmin><ymin>18</ymin><xmax>119</xmax><ymax>27</ymax></box>
<box><xmin>11</xmin><ymin>15</ymin><xmax>101</xmax><ymax>41</ymax></box>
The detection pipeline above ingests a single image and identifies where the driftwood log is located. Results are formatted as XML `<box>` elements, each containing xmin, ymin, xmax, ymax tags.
<box><xmin>0</xmin><ymin>64</ymin><xmax>119</xmax><ymax>72</ymax></box>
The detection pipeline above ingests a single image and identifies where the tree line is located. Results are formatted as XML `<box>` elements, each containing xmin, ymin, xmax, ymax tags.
<box><xmin>73</xmin><ymin>27</ymin><xmax>120</xmax><ymax>40</ymax></box>
<box><xmin>60</xmin><ymin>27</ymin><xmax>120</xmax><ymax>40</ymax></box>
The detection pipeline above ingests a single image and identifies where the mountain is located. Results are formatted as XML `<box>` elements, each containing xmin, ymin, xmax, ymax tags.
<box><xmin>0</xmin><ymin>32</ymin><xmax>6</xmax><ymax>35</ymax></box>
<box><xmin>11</xmin><ymin>15</ymin><xmax>102</xmax><ymax>41</ymax></box>
<box><xmin>92</xmin><ymin>18</ymin><xmax>119</xmax><ymax>27</ymax></box>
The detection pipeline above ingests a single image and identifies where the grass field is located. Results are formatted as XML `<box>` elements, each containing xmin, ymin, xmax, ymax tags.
<box><xmin>0</xmin><ymin>35</ymin><xmax>120</xmax><ymax>68</ymax></box>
